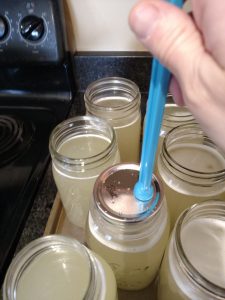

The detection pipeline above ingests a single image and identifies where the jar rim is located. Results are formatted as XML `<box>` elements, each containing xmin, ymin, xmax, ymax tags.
<box><xmin>162</xmin><ymin>123</ymin><xmax>225</xmax><ymax>178</ymax></box>
<box><xmin>163</xmin><ymin>103</ymin><xmax>194</xmax><ymax>123</ymax></box>
<box><xmin>49</xmin><ymin>115</ymin><xmax>117</xmax><ymax>168</ymax></box>
<box><xmin>174</xmin><ymin>200</ymin><xmax>225</xmax><ymax>298</ymax></box>
<box><xmin>84</xmin><ymin>77</ymin><xmax>141</xmax><ymax>114</ymax></box>
<box><xmin>3</xmin><ymin>235</ymin><xmax>95</xmax><ymax>300</ymax></box>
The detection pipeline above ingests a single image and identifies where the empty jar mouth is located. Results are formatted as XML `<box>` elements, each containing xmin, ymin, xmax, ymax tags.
<box><xmin>174</xmin><ymin>200</ymin><xmax>225</xmax><ymax>298</ymax></box>
<box><xmin>49</xmin><ymin>115</ymin><xmax>117</xmax><ymax>170</ymax></box>
<box><xmin>161</xmin><ymin>123</ymin><xmax>225</xmax><ymax>185</ymax></box>
<box><xmin>84</xmin><ymin>77</ymin><xmax>141</xmax><ymax>119</ymax></box>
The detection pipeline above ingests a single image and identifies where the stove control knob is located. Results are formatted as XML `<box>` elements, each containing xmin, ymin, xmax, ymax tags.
<box><xmin>20</xmin><ymin>15</ymin><xmax>44</xmax><ymax>42</ymax></box>
<box><xmin>0</xmin><ymin>16</ymin><xmax>8</xmax><ymax>40</ymax></box>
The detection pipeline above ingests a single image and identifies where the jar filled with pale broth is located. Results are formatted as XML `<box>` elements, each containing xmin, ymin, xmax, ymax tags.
<box><xmin>158</xmin><ymin>123</ymin><xmax>225</xmax><ymax>228</ymax></box>
<box><xmin>84</xmin><ymin>77</ymin><xmax>141</xmax><ymax>163</ymax></box>
<box><xmin>158</xmin><ymin>200</ymin><xmax>225</xmax><ymax>300</ymax></box>
<box><xmin>157</xmin><ymin>97</ymin><xmax>194</xmax><ymax>155</ymax></box>
<box><xmin>3</xmin><ymin>235</ymin><xmax>118</xmax><ymax>300</ymax></box>
<box><xmin>49</xmin><ymin>116</ymin><xmax>120</xmax><ymax>235</ymax></box>
<box><xmin>144</xmin><ymin>95</ymin><xmax>195</xmax><ymax>174</ymax></box>
<box><xmin>86</xmin><ymin>163</ymin><xmax>170</xmax><ymax>291</ymax></box>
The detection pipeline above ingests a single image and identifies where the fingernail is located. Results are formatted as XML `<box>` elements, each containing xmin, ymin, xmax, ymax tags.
<box><xmin>130</xmin><ymin>2</ymin><xmax>159</xmax><ymax>39</ymax></box>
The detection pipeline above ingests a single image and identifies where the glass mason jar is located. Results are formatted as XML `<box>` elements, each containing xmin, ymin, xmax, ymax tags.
<box><xmin>3</xmin><ymin>235</ymin><xmax>118</xmax><ymax>300</ymax></box>
<box><xmin>157</xmin><ymin>123</ymin><xmax>225</xmax><ymax>229</ymax></box>
<box><xmin>84</xmin><ymin>77</ymin><xmax>141</xmax><ymax>163</ymax></box>
<box><xmin>143</xmin><ymin>94</ymin><xmax>195</xmax><ymax>174</ymax></box>
<box><xmin>158</xmin><ymin>200</ymin><xmax>225</xmax><ymax>300</ymax></box>
<box><xmin>49</xmin><ymin>115</ymin><xmax>120</xmax><ymax>234</ymax></box>
<box><xmin>157</xmin><ymin>97</ymin><xmax>195</xmax><ymax>157</ymax></box>
<box><xmin>86</xmin><ymin>163</ymin><xmax>170</xmax><ymax>291</ymax></box>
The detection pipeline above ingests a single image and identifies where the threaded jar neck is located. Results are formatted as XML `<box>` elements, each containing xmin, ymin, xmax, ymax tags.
<box><xmin>161</xmin><ymin>100</ymin><xmax>194</xmax><ymax>137</ymax></box>
<box><xmin>160</xmin><ymin>123</ymin><xmax>225</xmax><ymax>187</ymax></box>
<box><xmin>84</xmin><ymin>77</ymin><xmax>141</xmax><ymax>124</ymax></box>
<box><xmin>173</xmin><ymin>200</ymin><xmax>225</xmax><ymax>298</ymax></box>
<box><xmin>49</xmin><ymin>115</ymin><xmax>118</xmax><ymax>171</ymax></box>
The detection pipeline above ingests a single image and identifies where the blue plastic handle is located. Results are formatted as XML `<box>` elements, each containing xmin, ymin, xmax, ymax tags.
<box><xmin>134</xmin><ymin>0</ymin><xmax>184</xmax><ymax>202</ymax></box>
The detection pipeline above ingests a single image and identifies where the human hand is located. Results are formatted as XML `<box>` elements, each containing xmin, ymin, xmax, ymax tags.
<box><xmin>129</xmin><ymin>0</ymin><xmax>225</xmax><ymax>151</ymax></box>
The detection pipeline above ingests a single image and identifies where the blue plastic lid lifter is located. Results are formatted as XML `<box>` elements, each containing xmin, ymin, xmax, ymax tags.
<box><xmin>134</xmin><ymin>0</ymin><xmax>184</xmax><ymax>202</ymax></box>
<box><xmin>134</xmin><ymin>60</ymin><xmax>170</xmax><ymax>201</ymax></box>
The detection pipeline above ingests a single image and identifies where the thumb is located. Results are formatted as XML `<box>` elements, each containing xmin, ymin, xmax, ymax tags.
<box><xmin>129</xmin><ymin>0</ymin><xmax>204</xmax><ymax>87</ymax></box>
<box><xmin>129</xmin><ymin>0</ymin><xmax>225</xmax><ymax>151</ymax></box>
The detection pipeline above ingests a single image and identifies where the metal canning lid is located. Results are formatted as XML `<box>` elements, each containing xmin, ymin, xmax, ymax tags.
<box><xmin>93</xmin><ymin>163</ymin><xmax>163</xmax><ymax>223</ymax></box>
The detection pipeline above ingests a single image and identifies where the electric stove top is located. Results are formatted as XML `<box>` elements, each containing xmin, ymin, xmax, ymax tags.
<box><xmin>0</xmin><ymin>0</ymin><xmax>75</xmax><ymax>284</ymax></box>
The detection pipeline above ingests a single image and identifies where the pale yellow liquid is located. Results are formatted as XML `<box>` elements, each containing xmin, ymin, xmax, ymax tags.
<box><xmin>159</xmin><ymin>144</ymin><xmax>225</xmax><ymax>228</ymax></box>
<box><xmin>114</xmin><ymin>114</ymin><xmax>141</xmax><ymax>163</ymax></box>
<box><xmin>143</xmin><ymin>104</ymin><xmax>195</xmax><ymax>176</ymax></box>
<box><xmin>52</xmin><ymin>134</ymin><xmax>120</xmax><ymax>229</ymax></box>
<box><xmin>86</xmin><ymin>213</ymin><xmax>170</xmax><ymax>291</ymax></box>
<box><xmin>88</xmin><ymin>98</ymin><xmax>141</xmax><ymax>163</ymax></box>
<box><xmin>16</xmin><ymin>247</ymin><xmax>118</xmax><ymax>300</ymax></box>
<box><xmin>17</xmin><ymin>247</ymin><xmax>90</xmax><ymax>300</ymax></box>
<box><xmin>154</xmin><ymin>135</ymin><xmax>164</xmax><ymax>176</ymax></box>
<box><xmin>158</xmin><ymin>217</ymin><xmax>225</xmax><ymax>300</ymax></box>
<box><xmin>95</xmin><ymin>253</ymin><xmax>118</xmax><ymax>300</ymax></box>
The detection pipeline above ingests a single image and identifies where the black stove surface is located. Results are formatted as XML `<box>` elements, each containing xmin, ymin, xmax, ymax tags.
<box><xmin>0</xmin><ymin>62</ymin><xmax>74</xmax><ymax>285</ymax></box>
<box><xmin>0</xmin><ymin>0</ymin><xmax>75</xmax><ymax>286</ymax></box>
<box><xmin>0</xmin><ymin>107</ymin><xmax>57</xmax><ymax>283</ymax></box>
<box><xmin>0</xmin><ymin>63</ymin><xmax>74</xmax><ymax>284</ymax></box>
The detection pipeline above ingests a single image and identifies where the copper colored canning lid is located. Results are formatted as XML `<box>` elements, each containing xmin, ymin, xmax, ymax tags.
<box><xmin>93</xmin><ymin>163</ymin><xmax>163</xmax><ymax>223</ymax></box>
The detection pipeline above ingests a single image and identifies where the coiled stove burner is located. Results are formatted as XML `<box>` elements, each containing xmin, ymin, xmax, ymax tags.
<box><xmin>0</xmin><ymin>115</ymin><xmax>35</xmax><ymax>167</ymax></box>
